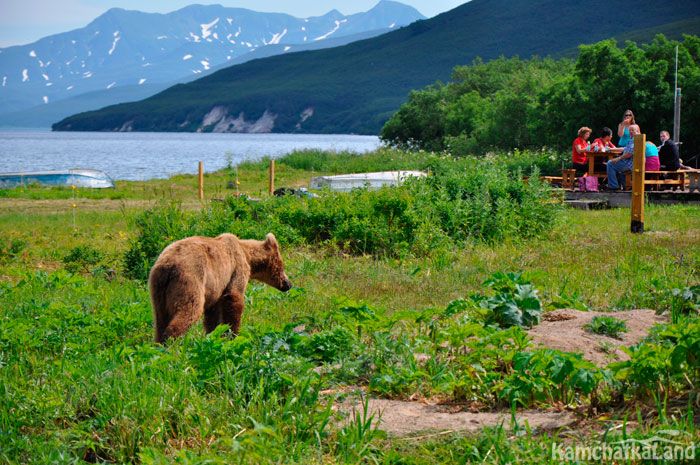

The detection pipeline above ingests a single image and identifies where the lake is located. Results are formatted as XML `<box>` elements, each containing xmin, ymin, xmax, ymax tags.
<box><xmin>0</xmin><ymin>131</ymin><xmax>381</xmax><ymax>181</ymax></box>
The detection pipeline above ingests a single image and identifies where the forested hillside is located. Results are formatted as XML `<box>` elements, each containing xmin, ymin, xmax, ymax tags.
<box><xmin>53</xmin><ymin>0</ymin><xmax>700</xmax><ymax>134</ymax></box>
<box><xmin>381</xmin><ymin>35</ymin><xmax>700</xmax><ymax>155</ymax></box>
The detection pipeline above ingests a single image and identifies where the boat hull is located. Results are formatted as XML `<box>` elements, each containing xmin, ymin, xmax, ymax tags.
<box><xmin>0</xmin><ymin>170</ymin><xmax>115</xmax><ymax>189</ymax></box>
<box><xmin>309</xmin><ymin>170</ymin><xmax>426</xmax><ymax>192</ymax></box>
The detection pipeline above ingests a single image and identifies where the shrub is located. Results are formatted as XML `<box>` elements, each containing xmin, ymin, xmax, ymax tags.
<box><xmin>584</xmin><ymin>315</ymin><xmax>629</xmax><ymax>339</ymax></box>
<box><xmin>122</xmin><ymin>160</ymin><xmax>562</xmax><ymax>280</ymax></box>
<box><xmin>0</xmin><ymin>237</ymin><xmax>27</xmax><ymax>261</ymax></box>
<box><xmin>475</xmin><ymin>272</ymin><xmax>543</xmax><ymax>329</ymax></box>
<box><xmin>62</xmin><ymin>246</ymin><xmax>105</xmax><ymax>274</ymax></box>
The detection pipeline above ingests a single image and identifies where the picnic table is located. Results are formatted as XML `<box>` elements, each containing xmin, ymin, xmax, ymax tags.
<box><xmin>583</xmin><ymin>148</ymin><xmax>623</xmax><ymax>178</ymax></box>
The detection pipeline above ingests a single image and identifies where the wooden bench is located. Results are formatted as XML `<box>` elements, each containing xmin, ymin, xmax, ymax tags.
<box><xmin>645</xmin><ymin>170</ymin><xmax>687</xmax><ymax>191</ymax></box>
<box><xmin>562</xmin><ymin>169</ymin><xmax>577</xmax><ymax>190</ymax></box>
<box><xmin>687</xmin><ymin>171</ymin><xmax>700</xmax><ymax>193</ymax></box>
<box><xmin>623</xmin><ymin>170</ymin><xmax>691</xmax><ymax>191</ymax></box>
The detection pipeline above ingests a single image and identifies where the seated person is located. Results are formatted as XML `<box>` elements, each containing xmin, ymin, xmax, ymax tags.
<box><xmin>572</xmin><ymin>126</ymin><xmax>591</xmax><ymax>172</ymax></box>
<box><xmin>592</xmin><ymin>127</ymin><xmax>616</xmax><ymax>151</ymax></box>
<box><xmin>657</xmin><ymin>130</ymin><xmax>686</xmax><ymax>171</ymax></box>
<box><xmin>572</xmin><ymin>127</ymin><xmax>608</xmax><ymax>174</ymax></box>
<box><xmin>644</xmin><ymin>141</ymin><xmax>660</xmax><ymax>172</ymax></box>
<box><xmin>607</xmin><ymin>124</ymin><xmax>640</xmax><ymax>189</ymax></box>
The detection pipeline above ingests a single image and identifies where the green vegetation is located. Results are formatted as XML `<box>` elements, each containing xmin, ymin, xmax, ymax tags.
<box><xmin>1</xmin><ymin>148</ymin><xmax>699</xmax><ymax>463</ymax></box>
<box><xmin>382</xmin><ymin>35</ymin><xmax>700</xmax><ymax>160</ymax></box>
<box><xmin>122</xmin><ymin>158</ymin><xmax>560</xmax><ymax>281</ymax></box>
<box><xmin>52</xmin><ymin>0</ymin><xmax>700</xmax><ymax>134</ymax></box>
<box><xmin>584</xmin><ymin>315</ymin><xmax>630</xmax><ymax>339</ymax></box>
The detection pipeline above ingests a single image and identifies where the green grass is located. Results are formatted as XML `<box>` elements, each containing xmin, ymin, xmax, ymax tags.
<box><xmin>1</xmin><ymin>149</ymin><xmax>699</xmax><ymax>463</ymax></box>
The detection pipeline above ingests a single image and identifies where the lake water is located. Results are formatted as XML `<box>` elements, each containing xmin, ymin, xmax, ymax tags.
<box><xmin>0</xmin><ymin>131</ymin><xmax>381</xmax><ymax>181</ymax></box>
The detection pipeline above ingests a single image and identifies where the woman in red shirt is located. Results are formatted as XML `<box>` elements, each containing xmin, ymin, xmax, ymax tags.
<box><xmin>592</xmin><ymin>127</ymin><xmax>616</xmax><ymax>151</ymax></box>
<box><xmin>572</xmin><ymin>126</ymin><xmax>592</xmax><ymax>173</ymax></box>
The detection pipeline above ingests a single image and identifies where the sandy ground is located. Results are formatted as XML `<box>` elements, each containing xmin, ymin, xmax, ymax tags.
<box><xmin>0</xmin><ymin>198</ymin><xmax>205</xmax><ymax>215</ymax></box>
<box><xmin>338</xmin><ymin>398</ymin><xmax>577</xmax><ymax>436</ymax></box>
<box><xmin>527</xmin><ymin>308</ymin><xmax>667</xmax><ymax>366</ymax></box>
<box><xmin>339</xmin><ymin>308</ymin><xmax>666</xmax><ymax>436</ymax></box>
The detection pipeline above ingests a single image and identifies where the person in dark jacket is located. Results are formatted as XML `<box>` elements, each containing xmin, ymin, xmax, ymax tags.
<box><xmin>657</xmin><ymin>131</ymin><xmax>681</xmax><ymax>171</ymax></box>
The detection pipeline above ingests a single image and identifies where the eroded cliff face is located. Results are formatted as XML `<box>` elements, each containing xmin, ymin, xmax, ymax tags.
<box><xmin>194</xmin><ymin>105</ymin><xmax>314</xmax><ymax>133</ymax></box>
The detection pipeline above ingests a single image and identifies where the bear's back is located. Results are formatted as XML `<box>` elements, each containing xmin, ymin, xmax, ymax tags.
<box><xmin>151</xmin><ymin>234</ymin><xmax>249</xmax><ymax>286</ymax></box>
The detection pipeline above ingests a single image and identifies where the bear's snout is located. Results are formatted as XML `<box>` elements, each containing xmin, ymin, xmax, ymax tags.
<box><xmin>279</xmin><ymin>277</ymin><xmax>292</xmax><ymax>292</ymax></box>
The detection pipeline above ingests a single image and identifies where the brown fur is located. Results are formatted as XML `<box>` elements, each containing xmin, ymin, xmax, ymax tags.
<box><xmin>148</xmin><ymin>232</ymin><xmax>291</xmax><ymax>343</ymax></box>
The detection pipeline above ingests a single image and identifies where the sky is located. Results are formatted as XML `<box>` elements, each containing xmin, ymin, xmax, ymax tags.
<box><xmin>0</xmin><ymin>0</ymin><xmax>467</xmax><ymax>48</ymax></box>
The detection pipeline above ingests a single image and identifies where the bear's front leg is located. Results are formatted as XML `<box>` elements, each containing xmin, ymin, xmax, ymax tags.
<box><xmin>217</xmin><ymin>291</ymin><xmax>245</xmax><ymax>336</ymax></box>
<box><xmin>203</xmin><ymin>305</ymin><xmax>222</xmax><ymax>334</ymax></box>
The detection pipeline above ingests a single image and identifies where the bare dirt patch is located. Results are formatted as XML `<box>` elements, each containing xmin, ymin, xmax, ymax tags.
<box><xmin>338</xmin><ymin>398</ymin><xmax>577</xmax><ymax>436</ymax></box>
<box><xmin>0</xmin><ymin>198</ymin><xmax>204</xmax><ymax>215</ymax></box>
<box><xmin>527</xmin><ymin>309</ymin><xmax>667</xmax><ymax>366</ymax></box>
<box><xmin>337</xmin><ymin>309</ymin><xmax>666</xmax><ymax>437</ymax></box>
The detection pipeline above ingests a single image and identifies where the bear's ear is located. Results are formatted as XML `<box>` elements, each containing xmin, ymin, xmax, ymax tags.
<box><xmin>264</xmin><ymin>233</ymin><xmax>278</xmax><ymax>248</ymax></box>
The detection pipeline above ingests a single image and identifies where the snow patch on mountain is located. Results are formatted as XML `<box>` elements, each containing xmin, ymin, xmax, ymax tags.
<box><xmin>267</xmin><ymin>29</ymin><xmax>287</xmax><ymax>45</ymax></box>
<box><xmin>201</xmin><ymin>18</ymin><xmax>220</xmax><ymax>39</ymax></box>
<box><xmin>109</xmin><ymin>33</ymin><xmax>121</xmax><ymax>55</ymax></box>
<box><xmin>314</xmin><ymin>20</ymin><xmax>347</xmax><ymax>41</ymax></box>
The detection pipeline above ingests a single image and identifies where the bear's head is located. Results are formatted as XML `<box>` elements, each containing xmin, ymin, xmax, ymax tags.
<box><xmin>251</xmin><ymin>233</ymin><xmax>292</xmax><ymax>292</ymax></box>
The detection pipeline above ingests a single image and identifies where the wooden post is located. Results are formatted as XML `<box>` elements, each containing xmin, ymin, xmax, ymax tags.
<box><xmin>269</xmin><ymin>159</ymin><xmax>275</xmax><ymax>195</ymax></box>
<box><xmin>630</xmin><ymin>133</ymin><xmax>646</xmax><ymax>233</ymax></box>
<box><xmin>198</xmin><ymin>161</ymin><xmax>204</xmax><ymax>200</ymax></box>
<box><xmin>673</xmin><ymin>88</ymin><xmax>681</xmax><ymax>144</ymax></box>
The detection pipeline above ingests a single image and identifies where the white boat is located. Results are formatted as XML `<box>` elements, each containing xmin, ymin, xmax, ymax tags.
<box><xmin>0</xmin><ymin>169</ymin><xmax>115</xmax><ymax>189</ymax></box>
<box><xmin>309</xmin><ymin>170</ymin><xmax>427</xmax><ymax>192</ymax></box>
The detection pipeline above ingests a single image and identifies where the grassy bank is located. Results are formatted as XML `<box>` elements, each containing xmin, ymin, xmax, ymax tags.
<box><xmin>1</xmin><ymin>148</ymin><xmax>699</xmax><ymax>463</ymax></box>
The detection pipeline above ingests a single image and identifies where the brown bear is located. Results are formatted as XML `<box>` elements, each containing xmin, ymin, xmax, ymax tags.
<box><xmin>148</xmin><ymin>232</ymin><xmax>292</xmax><ymax>343</ymax></box>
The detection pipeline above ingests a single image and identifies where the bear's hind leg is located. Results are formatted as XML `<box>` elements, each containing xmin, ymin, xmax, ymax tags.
<box><xmin>160</xmin><ymin>290</ymin><xmax>206</xmax><ymax>342</ymax></box>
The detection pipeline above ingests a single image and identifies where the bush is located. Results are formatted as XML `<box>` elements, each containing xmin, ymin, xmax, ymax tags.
<box><xmin>62</xmin><ymin>246</ymin><xmax>105</xmax><ymax>274</ymax></box>
<box><xmin>584</xmin><ymin>315</ymin><xmax>630</xmax><ymax>339</ymax></box>
<box><xmin>122</xmin><ymin>160</ymin><xmax>563</xmax><ymax>281</ymax></box>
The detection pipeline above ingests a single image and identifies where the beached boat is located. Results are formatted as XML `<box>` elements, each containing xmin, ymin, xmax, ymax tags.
<box><xmin>309</xmin><ymin>170</ymin><xmax>427</xmax><ymax>192</ymax></box>
<box><xmin>0</xmin><ymin>169</ymin><xmax>115</xmax><ymax>189</ymax></box>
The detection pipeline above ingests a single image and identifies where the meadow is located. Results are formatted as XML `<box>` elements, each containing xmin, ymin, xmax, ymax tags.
<box><xmin>0</xmin><ymin>148</ymin><xmax>698</xmax><ymax>464</ymax></box>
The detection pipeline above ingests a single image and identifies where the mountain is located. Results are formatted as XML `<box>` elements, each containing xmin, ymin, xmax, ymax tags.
<box><xmin>0</xmin><ymin>28</ymin><xmax>397</xmax><ymax>128</ymax></box>
<box><xmin>0</xmin><ymin>1</ymin><xmax>425</xmax><ymax>121</ymax></box>
<box><xmin>54</xmin><ymin>0</ymin><xmax>700</xmax><ymax>134</ymax></box>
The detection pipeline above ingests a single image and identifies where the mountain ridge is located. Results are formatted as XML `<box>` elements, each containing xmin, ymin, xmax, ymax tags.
<box><xmin>0</xmin><ymin>1</ymin><xmax>424</xmax><ymax>121</ymax></box>
<box><xmin>53</xmin><ymin>0</ymin><xmax>700</xmax><ymax>134</ymax></box>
